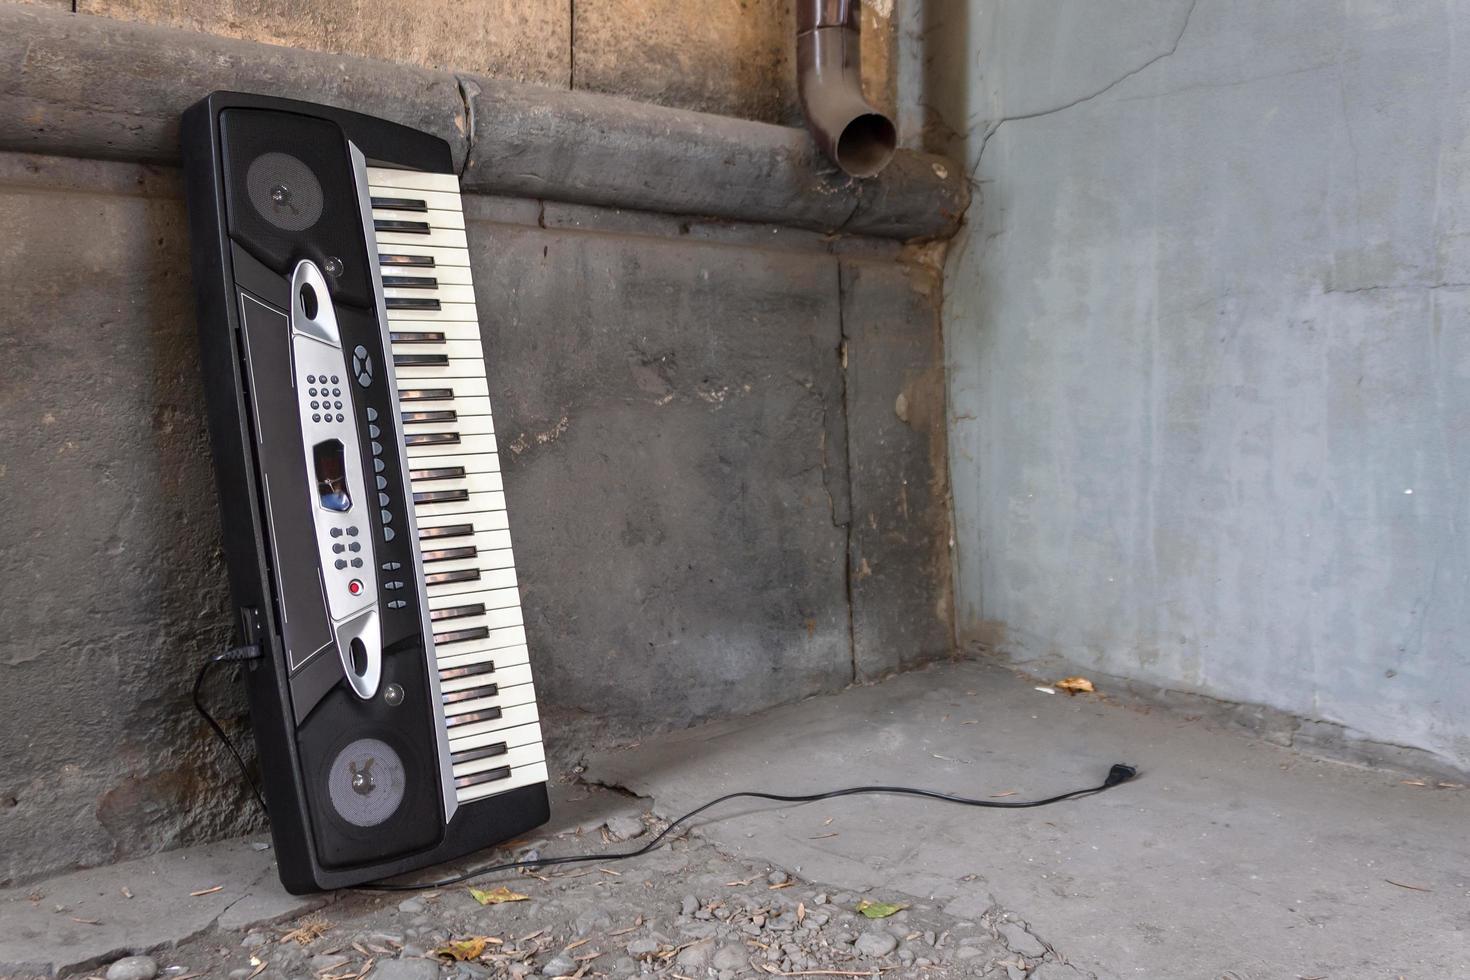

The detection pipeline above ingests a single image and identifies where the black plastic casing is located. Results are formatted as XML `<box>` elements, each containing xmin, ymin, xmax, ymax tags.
<box><xmin>180</xmin><ymin>91</ymin><xmax>549</xmax><ymax>894</ymax></box>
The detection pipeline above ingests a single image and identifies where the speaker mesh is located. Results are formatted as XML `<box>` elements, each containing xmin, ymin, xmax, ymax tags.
<box><xmin>245</xmin><ymin>151</ymin><xmax>324</xmax><ymax>232</ymax></box>
<box><xmin>327</xmin><ymin>738</ymin><xmax>406</xmax><ymax>827</ymax></box>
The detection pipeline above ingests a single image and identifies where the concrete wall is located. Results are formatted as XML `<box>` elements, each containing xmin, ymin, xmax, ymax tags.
<box><xmin>14</xmin><ymin>0</ymin><xmax>898</xmax><ymax>127</ymax></box>
<box><xmin>937</xmin><ymin>0</ymin><xmax>1470</xmax><ymax>773</ymax></box>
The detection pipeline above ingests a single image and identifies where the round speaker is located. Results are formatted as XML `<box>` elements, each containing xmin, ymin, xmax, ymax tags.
<box><xmin>245</xmin><ymin>151</ymin><xmax>324</xmax><ymax>232</ymax></box>
<box><xmin>326</xmin><ymin>738</ymin><xmax>406</xmax><ymax>827</ymax></box>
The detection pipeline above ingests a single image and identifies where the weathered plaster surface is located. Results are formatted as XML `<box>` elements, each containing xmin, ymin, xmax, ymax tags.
<box><xmin>939</xmin><ymin>0</ymin><xmax>1470</xmax><ymax>772</ymax></box>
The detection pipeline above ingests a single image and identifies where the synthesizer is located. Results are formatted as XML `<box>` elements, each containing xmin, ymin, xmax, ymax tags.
<box><xmin>181</xmin><ymin>92</ymin><xmax>548</xmax><ymax>893</ymax></box>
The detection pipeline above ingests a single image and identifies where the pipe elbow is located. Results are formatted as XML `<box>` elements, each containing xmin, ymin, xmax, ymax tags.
<box><xmin>796</xmin><ymin>1</ymin><xmax>896</xmax><ymax>179</ymax></box>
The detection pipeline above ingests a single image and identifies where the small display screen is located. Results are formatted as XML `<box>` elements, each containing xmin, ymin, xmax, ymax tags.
<box><xmin>313</xmin><ymin>439</ymin><xmax>352</xmax><ymax>512</ymax></box>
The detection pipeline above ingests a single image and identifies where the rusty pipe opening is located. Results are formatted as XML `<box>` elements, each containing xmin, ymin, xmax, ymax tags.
<box><xmin>796</xmin><ymin>0</ymin><xmax>896</xmax><ymax>178</ymax></box>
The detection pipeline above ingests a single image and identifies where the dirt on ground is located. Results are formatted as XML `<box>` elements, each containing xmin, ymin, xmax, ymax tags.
<box><xmin>90</xmin><ymin>786</ymin><xmax>1071</xmax><ymax>980</ymax></box>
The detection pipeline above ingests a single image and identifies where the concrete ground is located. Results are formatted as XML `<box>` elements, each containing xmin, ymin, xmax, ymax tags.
<box><xmin>587</xmin><ymin>660</ymin><xmax>1469</xmax><ymax>979</ymax></box>
<box><xmin>2</xmin><ymin>658</ymin><xmax>1464</xmax><ymax>979</ymax></box>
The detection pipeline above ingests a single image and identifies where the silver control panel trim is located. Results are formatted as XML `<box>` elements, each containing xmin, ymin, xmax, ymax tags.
<box><xmin>289</xmin><ymin>259</ymin><xmax>382</xmax><ymax>701</ymax></box>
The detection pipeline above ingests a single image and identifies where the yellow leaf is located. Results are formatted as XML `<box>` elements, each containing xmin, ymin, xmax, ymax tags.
<box><xmin>469</xmin><ymin>885</ymin><xmax>530</xmax><ymax>905</ymax></box>
<box><xmin>1056</xmin><ymin>676</ymin><xmax>1095</xmax><ymax>694</ymax></box>
<box><xmin>433</xmin><ymin>937</ymin><xmax>493</xmax><ymax>961</ymax></box>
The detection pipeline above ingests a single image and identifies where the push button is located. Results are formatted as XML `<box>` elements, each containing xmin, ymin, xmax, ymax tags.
<box><xmin>387</xmin><ymin>599</ymin><xmax>407</xmax><ymax>610</ymax></box>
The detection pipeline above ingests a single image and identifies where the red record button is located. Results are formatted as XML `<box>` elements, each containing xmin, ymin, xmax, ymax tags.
<box><xmin>348</xmin><ymin>579</ymin><xmax>364</xmax><ymax>596</ymax></box>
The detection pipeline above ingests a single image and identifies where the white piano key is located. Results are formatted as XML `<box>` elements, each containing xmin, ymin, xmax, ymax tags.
<box><xmin>412</xmin><ymin>471</ymin><xmax>503</xmax><ymax>503</ymax></box>
<box><xmin>387</xmin><ymin>302</ymin><xmax>480</xmax><ymax>324</ymax></box>
<box><xmin>440</xmin><ymin>662</ymin><xmax>533</xmax><ymax>695</ymax></box>
<box><xmin>394</xmin><ymin>358</ymin><xmax>496</xmax><ymax>381</ymax></box>
<box><xmin>403</xmin><ymin>411</ymin><xmax>493</xmax><ymax>438</ymax></box>
<box><xmin>421</xmin><ymin>547</ymin><xmax>518</xmax><ymax>579</ymax></box>
<box><xmin>410</xmin><ymin>487</ymin><xmax>506</xmax><ymax>519</ymax></box>
<box><xmin>370</xmin><ymin>186</ymin><xmax>464</xmax><ymax>212</ymax></box>
<box><xmin>446</xmin><ymin>696</ymin><xmax>540</xmax><ymax>741</ymax></box>
<box><xmin>439</xmin><ymin>639</ymin><xmax>530</xmax><ymax>671</ymax></box>
<box><xmin>449</xmin><ymin>719</ymin><xmax>543</xmax><ymax>758</ymax></box>
<box><xmin>366</xmin><ymin>168</ymin><xmax>462</xmax><ymax>193</ymax></box>
<box><xmin>373</xmin><ymin>206</ymin><xmax>466</xmax><ymax>230</ymax></box>
<box><xmin>426</xmin><ymin>564</ymin><xmax>517</xmax><ymax>599</ymax></box>
<box><xmin>420</xmin><ymin>509</ymin><xmax>508</xmax><ymax>537</ymax></box>
<box><xmin>393</xmin><ymin>339</ymin><xmax>485</xmax><ymax>361</ymax></box>
<box><xmin>410</xmin><ymin>451</ymin><xmax>499</xmax><ymax>478</ymax></box>
<box><xmin>384</xmin><ymin>283</ymin><xmax>478</xmax><ymax>303</ymax></box>
<box><xmin>453</xmin><ymin>740</ymin><xmax>546</xmax><ymax>779</ymax></box>
<box><xmin>458</xmin><ymin>762</ymin><xmax>549</xmax><ymax>803</ymax></box>
<box><xmin>405</xmin><ymin>433</ymin><xmax>498</xmax><ymax>458</ymax></box>
<box><xmin>397</xmin><ymin>375</ymin><xmax>488</xmax><ymax>399</ymax></box>
<box><xmin>376</xmin><ymin>225</ymin><xmax>468</xmax><ymax>249</ymax></box>
<box><xmin>389</xmin><ymin>320</ymin><xmax>482</xmax><ymax>342</ymax></box>
<box><xmin>442</xmin><ymin>676</ymin><xmax>535</xmax><ymax>718</ymax></box>
<box><xmin>450</xmin><ymin>717</ymin><xmax>541</xmax><ymax>754</ymax></box>
<box><xmin>402</xmin><ymin>394</ymin><xmax>493</xmax><ymax>419</ymax></box>
<box><xmin>376</xmin><ymin>244</ymin><xmax>471</xmax><ymax>268</ymax></box>
<box><xmin>429</xmin><ymin>584</ymin><xmax>522</xmax><ymax>614</ymax></box>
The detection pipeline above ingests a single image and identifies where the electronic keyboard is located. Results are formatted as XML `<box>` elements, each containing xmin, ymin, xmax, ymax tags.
<box><xmin>181</xmin><ymin>92</ymin><xmax>548</xmax><ymax>893</ymax></box>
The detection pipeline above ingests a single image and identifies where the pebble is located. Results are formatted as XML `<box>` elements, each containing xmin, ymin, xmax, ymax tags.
<box><xmin>396</xmin><ymin>898</ymin><xmax>426</xmax><ymax>915</ymax></box>
<box><xmin>675</xmin><ymin>941</ymin><xmax>712</xmax><ymax>970</ymax></box>
<box><xmin>626</xmin><ymin>937</ymin><xmax>659</xmax><ymax>957</ymax></box>
<box><xmin>767</xmin><ymin>870</ymin><xmax>789</xmax><ymax>885</ymax></box>
<box><xmin>105</xmin><ymin>956</ymin><xmax>159</xmax><ymax>980</ymax></box>
<box><xmin>680</xmin><ymin>894</ymin><xmax>699</xmax><ymax>917</ymax></box>
<box><xmin>366</xmin><ymin>959</ymin><xmax>441</xmax><ymax>980</ymax></box>
<box><xmin>813</xmin><ymin>892</ymin><xmax>828</xmax><ymax>905</ymax></box>
<box><xmin>311</xmin><ymin>954</ymin><xmax>351</xmax><ymax>971</ymax></box>
<box><xmin>240</xmin><ymin>933</ymin><xmax>267</xmax><ymax>949</ymax></box>
<box><xmin>227</xmin><ymin>970</ymin><xmax>252</xmax><ymax>979</ymax></box>
<box><xmin>712</xmin><ymin>945</ymin><xmax>747</xmax><ymax>972</ymax></box>
<box><xmin>854</xmin><ymin>931</ymin><xmax>898</xmax><ymax>958</ymax></box>
<box><xmin>541</xmin><ymin>954</ymin><xmax>576</xmax><ymax>977</ymax></box>
<box><xmin>605</xmin><ymin>813</ymin><xmax>646</xmax><ymax>841</ymax></box>
<box><xmin>574</xmin><ymin>909</ymin><xmax>612</xmax><ymax>935</ymax></box>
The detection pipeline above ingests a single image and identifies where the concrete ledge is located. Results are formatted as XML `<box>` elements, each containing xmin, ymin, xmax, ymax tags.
<box><xmin>0</xmin><ymin>5</ymin><xmax>968</xmax><ymax>240</ymax></box>
<box><xmin>0</xmin><ymin>835</ymin><xmax>329</xmax><ymax>976</ymax></box>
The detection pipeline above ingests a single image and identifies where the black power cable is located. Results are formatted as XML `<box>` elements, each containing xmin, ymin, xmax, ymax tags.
<box><xmin>193</xmin><ymin>645</ymin><xmax>1138</xmax><ymax>893</ymax></box>
<box><xmin>361</xmin><ymin>763</ymin><xmax>1139</xmax><ymax>892</ymax></box>
<box><xmin>193</xmin><ymin>644</ymin><xmax>270</xmax><ymax>818</ymax></box>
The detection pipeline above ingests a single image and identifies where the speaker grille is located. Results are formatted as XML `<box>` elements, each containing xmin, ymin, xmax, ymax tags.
<box><xmin>245</xmin><ymin>152</ymin><xmax>324</xmax><ymax>232</ymax></box>
<box><xmin>327</xmin><ymin>738</ymin><xmax>406</xmax><ymax>827</ymax></box>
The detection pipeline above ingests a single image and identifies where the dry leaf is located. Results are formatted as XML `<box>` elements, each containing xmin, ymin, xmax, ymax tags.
<box><xmin>434</xmin><ymin>936</ymin><xmax>499</xmax><ymax>961</ymax></box>
<box><xmin>469</xmin><ymin>886</ymin><xmax>530</xmax><ymax>905</ymax></box>
<box><xmin>1056</xmin><ymin>676</ymin><xmax>1095</xmax><ymax>694</ymax></box>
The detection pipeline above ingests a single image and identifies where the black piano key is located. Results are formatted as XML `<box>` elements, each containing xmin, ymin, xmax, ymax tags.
<box><xmin>385</xmin><ymin>297</ymin><xmax>442</xmax><ymax>311</ymax></box>
<box><xmin>423</xmin><ymin>545</ymin><xmax>478</xmax><ymax>564</ymax></box>
<box><xmin>404</xmin><ymin>431</ymin><xmax>460</xmax><ymax>446</ymax></box>
<box><xmin>426</xmin><ymin>568</ymin><xmax>481</xmax><ymax>587</ymax></box>
<box><xmin>440</xmin><ymin>661</ymin><xmax>495</xmax><ymax>681</ymax></box>
<box><xmin>431</xmin><ymin>602</ymin><xmax>486</xmax><ymax>622</ymax></box>
<box><xmin>451</xmin><ymin>741</ymin><xmax>507</xmax><ymax>764</ymax></box>
<box><xmin>414</xmin><ymin>488</ymin><xmax>470</xmax><ymax>505</ymax></box>
<box><xmin>371</xmin><ymin>196</ymin><xmax>428</xmax><ymax>212</ymax></box>
<box><xmin>445</xmin><ymin>706</ymin><xmax>502</xmax><ymax>729</ymax></box>
<box><xmin>398</xmin><ymin>387</ymin><xmax>455</xmax><ymax>402</ymax></box>
<box><xmin>455</xmin><ymin>766</ymin><xmax>512</xmax><ymax>788</ymax></box>
<box><xmin>390</xmin><ymin>331</ymin><xmax>447</xmax><ymax>344</ymax></box>
<box><xmin>395</xmin><ymin>353</ymin><xmax>450</xmax><ymax>367</ymax></box>
<box><xmin>409</xmin><ymin>466</ymin><xmax>466</xmax><ymax>482</ymax></box>
<box><xmin>403</xmin><ymin>409</ymin><xmax>458</xmax><ymax>424</ymax></box>
<box><xmin>442</xmin><ymin>681</ymin><xmax>498</xmax><ymax>703</ymax></box>
<box><xmin>379</xmin><ymin>253</ymin><xmax>435</xmax><ymax>267</ymax></box>
<box><xmin>381</xmin><ymin>275</ymin><xmax>439</xmax><ymax>289</ymax></box>
<box><xmin>374</xmin><ymin>218</ymin><xmax>431</xmax><ymax>234</ymax></box>
<box><xmin>420</xmin><ymin>523</ymin><xmax>474</xmax><ymax>540</ymax></box>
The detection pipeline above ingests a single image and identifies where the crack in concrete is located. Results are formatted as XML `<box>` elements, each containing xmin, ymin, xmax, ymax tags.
<box><xmin>453</xmin><ymin>74</ymin><xmax>480</xmax><ymax>178</ymax></box>
<box><xmin>835</xmin><ymin>262</ymin><xmax>858</xmax><ymax>683</ymax></box>
<box><xmin>970</xmin><ymin>0</ymin><xmax>1200</xmax><ymax>180</ymax></box>
<box><xmin>1325</xmin><ymin>280</ymin><xmax>1470</xmax><ymax>295</ymax></box>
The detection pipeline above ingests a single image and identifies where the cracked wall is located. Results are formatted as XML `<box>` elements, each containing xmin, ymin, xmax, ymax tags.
<box><xmin>931</xmin><ymin>0</ymin><xmax>1470</xmax><ymax>772</ymax></box>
